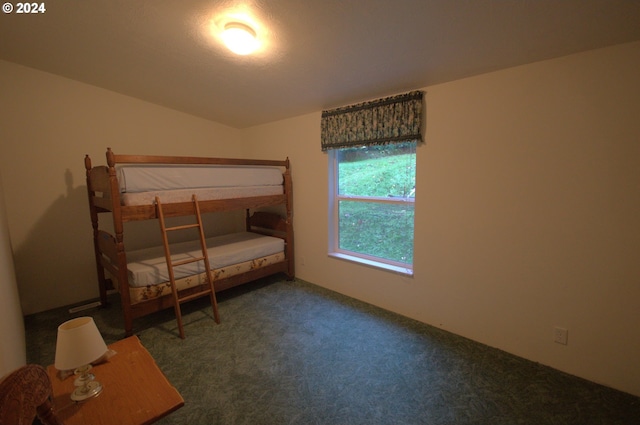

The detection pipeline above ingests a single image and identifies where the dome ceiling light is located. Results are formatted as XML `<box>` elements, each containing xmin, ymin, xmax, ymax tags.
<box><xmin>222</xmin><ymin>22</ymin><xmax>258</xmax><ymax>55</ymax></box>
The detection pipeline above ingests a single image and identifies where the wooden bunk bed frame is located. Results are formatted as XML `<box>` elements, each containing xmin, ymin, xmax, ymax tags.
<box><xmin>84</xmin><ymin>148</ymin><xmax>294</xmax><ymax>336</ymax></box>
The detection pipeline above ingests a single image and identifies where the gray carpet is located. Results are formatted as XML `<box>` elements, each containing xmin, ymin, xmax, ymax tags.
<box><xmin>25</xmin><ymin>277</ymin><xmax>640</xmax><ymax>424</ymax></box>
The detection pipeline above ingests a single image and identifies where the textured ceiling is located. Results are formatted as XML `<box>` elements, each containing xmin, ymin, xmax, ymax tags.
<box><xmin>1</xmin><ymin>0</ymin><xmax>639</xmax><ymax>128</ymax></box>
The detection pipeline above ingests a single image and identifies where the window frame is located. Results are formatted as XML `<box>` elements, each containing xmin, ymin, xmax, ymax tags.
<box><xmin>328</xmin><ymin>147</ymin><xmax>415</xmax><ymax>276</ymax></box>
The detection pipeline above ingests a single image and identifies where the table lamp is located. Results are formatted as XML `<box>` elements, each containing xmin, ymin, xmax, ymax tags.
<box><xmin>54</xmin><ymin>316</ymin><xmax>108</xmax><ymax>401</ymax></box>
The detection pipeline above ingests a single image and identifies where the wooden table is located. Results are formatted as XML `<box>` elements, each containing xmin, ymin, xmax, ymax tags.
<box><xmin>47</xmin><ymin>335</ymin><xmax>184</xmax><ymax>425</ymax></box>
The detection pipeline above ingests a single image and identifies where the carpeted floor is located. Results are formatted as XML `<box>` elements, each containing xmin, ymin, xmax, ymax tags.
<box><xmin>25</xmin><ymin>277</ymin><xmax>640</xmax><ymax>425</ymax></box>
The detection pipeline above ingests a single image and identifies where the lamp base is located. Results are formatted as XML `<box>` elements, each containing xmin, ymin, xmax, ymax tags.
<box><xmin>71</xmin><ymin>380</ymin><xmax>103</xmax><ymax>401</ymax></box>
<box><xmin>74</xmin><ymin>371</ymin><xmax>95</xmax><ymax>387</ymax></box>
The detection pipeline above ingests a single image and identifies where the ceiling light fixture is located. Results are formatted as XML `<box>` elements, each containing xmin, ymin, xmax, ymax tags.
<box><xmin>222</xmin><ymin>22</ymin><xmax>258</xmax><ymax>55</ymax></box>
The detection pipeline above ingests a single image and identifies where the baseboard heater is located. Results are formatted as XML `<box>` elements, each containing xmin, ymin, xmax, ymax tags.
<box><xmin>68</xmin><ymin>301</ymin><xmax>102</xmax><ymax>314</ymax></box>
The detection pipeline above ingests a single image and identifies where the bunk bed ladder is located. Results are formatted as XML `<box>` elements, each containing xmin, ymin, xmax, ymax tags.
<box><xmin>155</xmin><ymin>195</ymin><xmax>221</xmax><ymax>339</ymax></box>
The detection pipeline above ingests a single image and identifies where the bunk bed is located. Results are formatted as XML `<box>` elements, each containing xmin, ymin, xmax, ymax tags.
<box><xmin>84</xmin><ymin>148</ymin><xmax>294</xmax><ymax>336</ymax></box>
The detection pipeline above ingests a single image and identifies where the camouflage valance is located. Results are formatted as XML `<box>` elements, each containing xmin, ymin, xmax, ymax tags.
<box><xmin>321</xmin><ymin>91</ymin><xmax>423</xmax><ymax>151</ymax></box>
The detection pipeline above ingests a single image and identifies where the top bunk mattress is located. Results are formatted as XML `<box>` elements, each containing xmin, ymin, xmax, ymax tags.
<box><xmin>117</xmin><ymin>164</ymin><xmax>283</xmax><ymax>192</ymax></box>
<box><xmin>116</xmin><ymin>164</ymin><xmax>284</xmax><ymax>206</ymax></box>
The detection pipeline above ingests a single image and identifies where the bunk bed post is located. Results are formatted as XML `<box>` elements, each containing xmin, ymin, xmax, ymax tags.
<box><xmin>85</xmin><ymin>155</ymin><xmax>109</xmax><ymax>307</ymax></box>
<box><xmin>106</xmin><ymin>148</ymin><xmax>134</xmax><ymax>336</ymax></box>
<box><xmin>284</xmin><ymin>158</ymin><xmax>295</xmax><ymax>280</ymax></box>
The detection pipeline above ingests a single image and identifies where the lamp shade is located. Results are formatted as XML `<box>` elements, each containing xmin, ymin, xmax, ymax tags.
<box><xmin>54</xmin><ymin>317</ymin><xmax>108</xmax><ymax>371</ymax></box>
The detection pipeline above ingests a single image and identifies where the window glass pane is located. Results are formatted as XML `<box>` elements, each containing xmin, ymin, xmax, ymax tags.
<box><xmin>338</xmin><ymin>200</ymin><xmax>414</xmax><ymax>264</ymax></box>
<box><xmin>337</xmin><ymin>142</ymin><xmax>416</xmax><ymax>198</ymax></box>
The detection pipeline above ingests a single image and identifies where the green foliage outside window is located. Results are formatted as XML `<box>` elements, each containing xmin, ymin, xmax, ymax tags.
<box><xmin>336</xmin><ymin>142</ymin><xmax>415</xmax><ymax>264</ymax></box>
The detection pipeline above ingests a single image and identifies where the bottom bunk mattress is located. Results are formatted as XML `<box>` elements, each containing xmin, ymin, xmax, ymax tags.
<box><xmin>129</xmin><ymin>252</ymin><xmax>285</xmax><ymax>304</ymax></box>
<box><xmin>111</xmin><ymin>231</ymin><xmax>285</xmax><ymax>304</ymax></box>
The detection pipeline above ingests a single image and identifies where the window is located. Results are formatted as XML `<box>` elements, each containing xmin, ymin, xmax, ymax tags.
<box><xmin>329</xmin><ymin>142</ymin><xmax>416</xmax><ymax>274</ymax></box>
<box><xmin>321</xmin><ymin>90</ymin><xmax>423</xmax><ymax>275</ymax></box>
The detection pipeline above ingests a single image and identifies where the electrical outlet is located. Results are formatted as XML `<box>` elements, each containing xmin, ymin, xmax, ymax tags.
<box><xmin>554</xmin><ymin>327</ymin><xmax>568</xmax><ymax>345</ymax></box>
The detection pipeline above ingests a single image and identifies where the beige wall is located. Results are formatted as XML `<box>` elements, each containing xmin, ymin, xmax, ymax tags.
<box><xmin>245</xmin><ymin>42</ymin><xmax>640</xmax><ymax>396</ymax></box>
<box><xmin>0</xmin><ymin>41</ymin><xmax>638</xmax><ymax>396</ymax></box>
<box><xmin>0</xmin><ymin>60</ymin><xmax>245</xmax><ymax>314</ymax></box>
<box><xmin>0</xmin><ymin>174</ymin><xmax>26</xmax><ymax>377</ymax></box>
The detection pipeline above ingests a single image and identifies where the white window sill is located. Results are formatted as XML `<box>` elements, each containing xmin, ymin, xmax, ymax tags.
<box><xmin>328</xmin><ymin>252</ymin><xmax>414</xmax><ymax>277</ymax></box>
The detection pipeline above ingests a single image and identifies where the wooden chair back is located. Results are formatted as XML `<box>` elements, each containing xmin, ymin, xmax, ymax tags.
<box><xmin>0</xmin><ymin>364</ymin><xmax>63</xmax><ymax>425</ymax></box>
